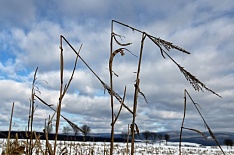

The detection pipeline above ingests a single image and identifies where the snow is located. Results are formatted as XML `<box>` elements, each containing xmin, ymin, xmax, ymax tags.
<box><xmin>0</xmin><ymin>139</ymin><xmax>233</xmax><ymax>154</ymax></box>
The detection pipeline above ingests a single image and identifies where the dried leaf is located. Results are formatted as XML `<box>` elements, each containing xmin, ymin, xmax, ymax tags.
<box><xmin>113</xmin><ymin>35</ymin><xmax>132</xmax><ymax>46</ymax></box>
<box><xmin>101</xmin><ymin>82</ymin><xmax>133</xmax><ymax>114</ymax></box>
<box><xmin>182</xmin><ymin>127</ymin><xmax>207</xmax><ymax>140</ymax></box>
<box><xmin>12</xmin><ymin>146</ymin><xmax>25</xmax><ymax>154</ymax></box>
<box><xmin>138</xmin><ymin>88</ymin><xmax>148</xmax><ymax>103</ymax></box>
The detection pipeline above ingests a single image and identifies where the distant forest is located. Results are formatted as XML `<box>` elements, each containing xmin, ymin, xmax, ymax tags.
<box><xmin>0</xmin><ymin>131</ymin><xmax>124</xmax><ymax>142</ymax></box>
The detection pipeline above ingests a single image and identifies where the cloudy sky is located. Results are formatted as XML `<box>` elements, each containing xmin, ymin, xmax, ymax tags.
<box><xmin>0</xmin><ymin>0</ymin><xmax>233</xmax><ymax>135</ymax></box>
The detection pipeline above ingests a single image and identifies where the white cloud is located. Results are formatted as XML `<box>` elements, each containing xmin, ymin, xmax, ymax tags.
<box><xmin>0</xmin><ymin>0</ymin><xmax>35</xmax><ymax>28</ymax></box>
<box><xmin>0</xmin><ymin>0</ymin><xmax>233</xmax><ymax>134</ymax></box>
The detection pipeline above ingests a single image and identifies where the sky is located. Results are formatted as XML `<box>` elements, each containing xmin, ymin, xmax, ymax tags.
<box><xmin>0</xmin><ymin>0</ymin><xmax>233</xmax><ymax>135</ymax></box>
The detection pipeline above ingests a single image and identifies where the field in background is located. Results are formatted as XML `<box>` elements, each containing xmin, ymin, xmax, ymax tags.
<box><xmin>0</xmin><ymin>139</ymin><xmax>233</xmax><ymax>155</ymax></box>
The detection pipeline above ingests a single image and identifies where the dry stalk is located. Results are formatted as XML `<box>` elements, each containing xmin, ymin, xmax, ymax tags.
<box><xmin>112</xmin><ymin>20</ymin><xmax>221</xmax><ymax>155</ymax></box>
<box><xmin>126</xmin><ymin>124</ymin><xmax>130</xmax><ymax>155</ymax></box>
<box><xmin>130</xmin><ymin>32</ymin><xmax>146</xmax><ymax>155</ymax></box>
<box><xmin>6</xmin><ymin>102</ymin><xmax>14</xmax><ymax>154</ymax></box>
<box><xmin>179</xmin><ymin>89</ymin><xmax>225</xmax><ymax>155</ymax></box>
<box><xmin>54</xmin><ymin>36</ymin><xmax>64</xmax><ymax>154</ymax></box>
<box><xmin>27</xmin><ymin>67</ymin><xmax>39</xmax><ymax>155</ymax></box>
<box><xmin>35</xmin><ymin>94</ymin><xmax>84</xmax><ymax>135</ymax></box>
<box><xmin>43</xmin><ymin>121</ymin><xmax>53</xmax><ymax>155</ymax></box>
<box><xmin>113</xmin><ymin>20</ymin><xmax>220</xmax><ymax>98</ymax></box>
<box><xmin>61</xmin><ymin>36</ymin><xmax>133</xmax><ymax>115</ymax></box>
<box><xmin>54</xmin><ymin>36</ymin><xmax>82</xmax><ymax>154</ymax></box>
<box><xmin>111</xmin><ymin>86</ymin><xmax>127</xmax><ymax>126</ymax></box>
<box><xmin>26</xmin><ymin>99</ymin><xmax>31</xmax><ymax>154</ymax></box>
<box><xmin>109</xmin><ymin>22</ymin><xmax>134</xmax><ymax>154</ymax></box>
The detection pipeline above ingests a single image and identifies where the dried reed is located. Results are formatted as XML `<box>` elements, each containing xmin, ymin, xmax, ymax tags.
<box><xmin>179</xmin><ymin>89</ymin><xmax>225</xmax><ymax>155</ymax></box>
<box><xmin>6</xmin><ymin>102</ymin><xmax>14</xmax><ymax>154</ymax></box>
<box><xmin>53</xmin><ymin>36</ymin><xmax>83</xmax><ymax>154</ymax></box>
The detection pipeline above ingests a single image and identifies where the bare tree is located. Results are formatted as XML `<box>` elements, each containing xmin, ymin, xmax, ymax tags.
<box><xmin>142</xmin><ymin>130</ymin><xmax>151</xmax><ymax>145</ymax></box>
<box><xmin>81</xmin><ymin>124</ymin><xmax>91</xmax><ymax>141</ymax></box>
<box><xmin>164</xmin><ymin>134</ymin><xmax>170</xmax><ymax>145</ymax></box>
<box><xmin>121</xmin><ymin>131</ymin><xmax>128</xmax><ymax>142</ymax></box>
<box><xmin>151</xmin><ymin>132</ymin><xmax>157</xmax><ymax>143</ymax></box>
<box><xmin>224</xmin><ymin>139</ymin><xmax>233</xmax><ymax>149</ymax></box>
<box><xmin>73</xmin><ymin>127</ymin><xmax>80</xmax><ymax>136</ymax></box>
<box><xmin>63</xmin><ymin>126</ymin><xmax>72</xmax><ymax>134</ymax></box>
<box><xmin>158</xmin><ymin>134</ymin><xmax>163</xmax><ymax>146</ymax></box>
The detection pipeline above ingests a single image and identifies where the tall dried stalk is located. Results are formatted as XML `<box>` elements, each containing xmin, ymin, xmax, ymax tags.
<box><xmin>26</xmin><ymin>98</ymin><xmax>31</xmax><ymax>154</ymax></box>
<box><xmin>130</xmin><ymin>32</ymin><xmax>146</xmax><ymax>155</ymax></box>
<box><xmin>109</xmin><ymin>21</ymin><xmax>134</xmax><ymax>154</ymax></box>
<box><xmin>6</xmin><ymin>102</ymin><xmax>14</xmax><ymax>155</ymax></box>
<box><xmin>126</xmin><ymin>124</ymin><xmax>130</xmax><ymax>155</ymax></box>
<box><xmin>53</xmin><ymin>36</ymin><xmax>64</xmax><ymax>153</ymax></box>
<box><xmin>44</xmin><ymin>118</ymin><xmax>53</xmax><ymax>155</ymax></box>
<box><xmin>54</xmin><ymin>35</ymin><xmax>82</xmax><ymax>154</ymax></box>
<box><xmin>109</xmin><ymin>22</ymin><xmax>115</xmax><ymax>154</ymax></box>
<box><xmin>179</xmin><ymin>89</ymin><xmax>225</xmax><ymax>155</ymax></box>
<box><xmin>28</xmin><ymin>67</ymin><xmax>38</xmax><ymax>155</ymax></box>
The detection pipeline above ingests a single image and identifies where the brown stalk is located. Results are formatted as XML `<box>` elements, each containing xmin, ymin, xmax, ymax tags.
<box><xmin>54</xmin><ymin>36</ymin><xmax>82</xmax><ymax>154</ymax></box>
<box><xmin>102</xmin><ymin>82</ymin><xmax>133</xmax><ymax>114</ymax></box>
<box><xmin>109</xmin><ymin>23</ymin><xmax>134</xmax><ymax>154</ymax></box>
<box><xmin>179</xmin><ymin>89</ymin><xmax>225</xmax><ymax>155</ymax></box>
<box><xmin>109</xmin><ymin>21</ymin><xmax>115</xmax><ymax>155</ymax></box>
<box><xmin>61</xmin><ymin>44</ymin><xmax>83</xmax><ymax>99</ymax></box>
<box><xmin>111</xmin><ymin>86</ymin><xmax>127</xmax><ymax>126</ymax></box>
<box><xmin>44</xmin><ymin>119</ymin><xmax>53</xmax><ymax>155</ymax></box>
<box><xmin>185</xmin><ymin>90</ymin><xmax>225</xmax><ymax>154</ymax></box>
<box><xmin>111</xmin><ymin>21</ymin><xmax>148</xmax><ymax>154</ymax></box>
<box><xmin>61</xmin><ymin>35</ymin><xmax>132</xmax><ymax>114</ymax></box>
<box><xmin>29</xmin><ymin>67</ymin><xmax>38</xmax><ymax>155</ymax></box>
<box><xmin>54</xmin><ymin>36</ymin><xmax>64</xmax><ymax>154</ymax></box>
<box><xmin>44</xmin><ymin>119</ymin><xmax>48</xmax><ymax>155</ymax></box>
<box><xmin>131</xmin><ymin>32</ymin><xmax>146</xmax><ymax>155</ymax></box>
<box><xmin>179</xmin><ymin>90</ymin><xmax>186</xmax><ymax>155</ymax></box>
<box><xmin>126</xmin><ymin>124</ymin><xmax>130</xmax><ymax>154</ymax></box>
<box><xmin>7</xmin><ymin>102</ymin><xmax>14</xmax><ymax>155</ymax></box>
<box><xmin>113</xmin><ymin>20</ymin><xmax>191</xmax><ymax>55</ymax></box>
<box><xmin>35</xmin><ymin>94</ymin><xmax>84</xmax><ymax>134</ymax></box>
<box><xmin>26</xmin><ymin>98</ymin><xmax>31</xmax><ymax>154</ymax></box>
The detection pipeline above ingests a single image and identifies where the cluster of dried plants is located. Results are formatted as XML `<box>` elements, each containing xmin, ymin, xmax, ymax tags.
<box><xmin>1</xmin><ymin>20</ymin><xmax>224</xmax><ymax>155</ymax></box>
<box><xmin>109</xmin><ymin>20</ymin><xmax>222</xmax><ymax>155</ymax></box>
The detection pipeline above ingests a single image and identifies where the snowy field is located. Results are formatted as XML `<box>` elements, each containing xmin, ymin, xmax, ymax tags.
<box><xmin>0</xmin><ymin>139</ymin><xmax>233</xmax><ymax>155</ymax></box>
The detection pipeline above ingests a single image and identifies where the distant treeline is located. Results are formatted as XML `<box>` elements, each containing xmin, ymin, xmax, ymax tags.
<box><xmin>0</xmin><ymin>131</ymin><xmax>125</xmax><ymax>142</ymax></box>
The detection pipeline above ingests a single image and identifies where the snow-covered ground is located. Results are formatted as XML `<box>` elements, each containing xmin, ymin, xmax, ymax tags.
<box><xmin>0</xmin><ymin>139</ymin><xmax>233</xmax><ymax>155</ymax></box>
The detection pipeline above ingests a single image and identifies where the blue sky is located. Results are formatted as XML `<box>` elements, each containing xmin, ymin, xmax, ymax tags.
<box><xmin>0</xmin><ymin>0</ymin><xmax>233</xmax><ymax>134</ymax></box>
